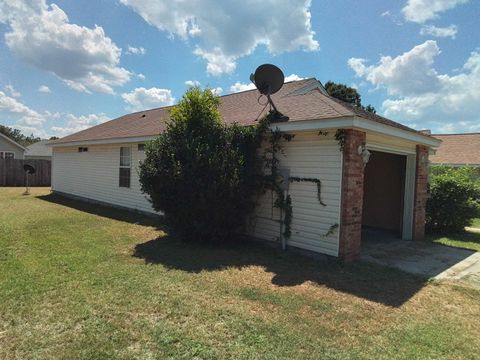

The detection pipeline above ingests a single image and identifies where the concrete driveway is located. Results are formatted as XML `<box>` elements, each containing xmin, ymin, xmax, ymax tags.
<box><xmin>361</xmin><ymin>234</ymin><xmax>480</xmax><ymax>289</ymax></box>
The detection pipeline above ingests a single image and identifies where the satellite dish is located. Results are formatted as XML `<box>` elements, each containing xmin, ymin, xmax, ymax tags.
<box><xmin>250</xmin><ymin>64</ymin><xmax>289</xmax><ymax>121</ymax></box>
<box><xmin>23</xmin><ymin>164</ymin><xmax>36</xmax><ymax>174</ymax></box>
<box><xmin>250</xmin><ymin>64</ymin><xmax>285</xmax><ymax>95</ymax></box>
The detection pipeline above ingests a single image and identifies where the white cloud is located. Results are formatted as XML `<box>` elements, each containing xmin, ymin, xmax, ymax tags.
<box><xmin>0</xmin><ymin>90</ymin><xmax>45</xmax><ymax>126</ymax></box>
<box><xmin>121</xmin><ymin>87</ymin><xmax>175</xmax><ymax>111</ymax></box>
<box><xmin>193</xmin><ymin>47</ymin><xmax>236</xmax><ymax>76</ymax></box>
<box><xmin>229</xmin><ymin>74</ymin><xmax>305</xmax><ymax>93</ymax></box>
<box><xmin>120</xmin><ymin>0</ymin><xmax>319</xmax><ymax>76</ymax></box>
<box><xmin>137</xmin><ymin>73</ymin><xmax>146</xmax><ymax>80</ymax></box>
<box><xmin>420</xmin><ymin>24</ymin><xmax>458</xmax><ymax>38</ymax></box>
<box><xmin>184</xmin><ymin>80</ymin><xmax>222</xmax><ymax>95</ymax></box>
<box><xmin>51</xmin><ymin>113</ymin><xmax>110</xmax><ymax>136</ymax></box>
<box><xmin>126</xmin><ymin>45</ymin><xmax>146</xmax><ymax>55</ymax></box>
<box><xmin>185</xmin><ymin>80</ymin><xmax>201</xmax><ymax>87</ymax></box>
<box><xmin>4</xmin><ymin>85</ymin><xmax>21</xmax><ymax>98</ymax></box>
<box><xmin>402</xmin><ymin>0</ymin><xmax>469</xmax><ymax>23</ymax></box>
<box><xmin>0</xmin><ymin>88</ymin><xmax>111</xmax><ymax>137</ymax></box>
<box><xmin>229</xmin><ymin>82</ymin><xmax>256</xmax><ymax>93</ymax></box>
<box><xmin>0</xmin><ymin>0</ymin><xmax>131</xmax><ymax>94</ymax></box>
<box><xmin>212</xmin><ymin>87</ymin><xmax>223</xmax><ymax>95</ymax></box>
<box><xmin>38</xmin><ymin>85</ymin><xmax>51</xmax><ymax>93</ymax></box>
<box><xmin>284</xmin><ymin>74</ymin><xmax>305</xmax><ymax>82</ymax></box>
<box><xmin>348</xmin><ymin>40</ymin><xmax>441</xmax><ymax>96</ymax></box>
<box><xmin>350</xmin><ymin>42</ymin><xmax>480</xmax><ymax>133</ymax></box>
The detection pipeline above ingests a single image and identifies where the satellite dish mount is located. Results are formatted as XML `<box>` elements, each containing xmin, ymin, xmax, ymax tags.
<box><xmin>23</xmin><ymin>164</ymin><xmax>35</xmax><ymax>195</ymax></box>
<box><xmin>250</xmin><ymin>64</ymin><xmax>289</xmax><ymax>121</ymax></box>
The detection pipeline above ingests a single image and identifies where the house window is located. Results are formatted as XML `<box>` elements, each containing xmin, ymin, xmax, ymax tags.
<box><xmin>0</xmin><ymin>151</ymin><xmax>14</xmax><ymax>159</ymax></box>
<box><xmin>138</xmin><ymin>144</ymin><xmax>145</xmax><ymax>151</ymax></box>
<box><xmin>119</xmin><ymin>147</ymin><xmax>131</xmax><ymax>188</ymax></box>
<box><xmin>78</xmin><ymin>147</ymin><xmax>88</xmax><ymax>152</ymax></box>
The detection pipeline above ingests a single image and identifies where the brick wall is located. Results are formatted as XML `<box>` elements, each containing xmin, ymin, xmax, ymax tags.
<box><xmin>413</xmin><ymin>145</ymin><xmax>429</xmax><ymax>240</ymax></box>
<box><xmin>339</xmin><ymin>130</ymin><xmax>366</xmax><ymax>261</ymax></box>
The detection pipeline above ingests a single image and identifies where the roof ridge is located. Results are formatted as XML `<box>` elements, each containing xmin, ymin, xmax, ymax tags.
<box><xmin>433</xmin><ymin>132</ymin><xmax>480</xmax><ymax>136</ymax></box>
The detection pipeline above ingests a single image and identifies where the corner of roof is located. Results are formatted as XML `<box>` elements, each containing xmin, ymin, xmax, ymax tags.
<box><xmin>0</xmin><ymin>132</ymin><xmax>26</xmax><ymax>150</ymax></box>
<box><xmin>285</xmin><ymin>77</ymin><xmax>329</xmax><ymax>96</ymax></box>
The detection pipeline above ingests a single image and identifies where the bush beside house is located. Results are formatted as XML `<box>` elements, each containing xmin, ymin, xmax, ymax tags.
<box><xmin>139</xmin><ymin>88</ymin><xmax>263</xmax><ymax>242</ymax></box>
<box><xmin>426</xmin><ymin>166</ymin><xmax>480</xmax><ymax>233</ymax></box>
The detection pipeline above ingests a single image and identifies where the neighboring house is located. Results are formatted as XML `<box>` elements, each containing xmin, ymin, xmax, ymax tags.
<box><xmin>430</xmin><ymin>133</ymin><xmax>480</xmax><ymax>167</ymax></box>
<box><xmin>25</xmin><ymin>140</ymin><xmax>53</xmax><ymax>160</ymax></box>
<box><xmin>50</xmin><ymin>78</ymin><xmax>440</xmax><ymax>260</ymax></box>
<box><xmin>0</xmin><ymin>132</ymin><xmax>25</xmax><ymax>159</ymax></box>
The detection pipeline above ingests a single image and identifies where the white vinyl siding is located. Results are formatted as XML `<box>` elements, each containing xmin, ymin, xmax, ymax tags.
<box><xmin>0</xmin><ymin>136</ymin><xmax>24</xmax><ymax>159</ymax></box>
<box><xmin>52</xmin><ymin>132</ymin><xmax>343</xmax><ymax>256</ymax></box>
<box><xmin>248</xmin><ymin>131</ymin><xmax>342</xmax><ymax>256</ymax></box>
<box><xmin>52</xmin><ymin>143</ymin><xmax>156</xmax><ymax>214</ymax></box>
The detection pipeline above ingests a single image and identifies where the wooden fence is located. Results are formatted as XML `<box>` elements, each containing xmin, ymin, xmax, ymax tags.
<box><xmin>0</xmin><ymin>159</ymin><xmax>51</xmax><ymax>186</ymax></box>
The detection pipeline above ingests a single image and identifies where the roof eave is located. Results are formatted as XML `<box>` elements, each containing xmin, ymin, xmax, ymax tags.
<box><xmin>49</xmin><ymin>135</ymin><xmax>158</xmax><ymax>147</ymax></box>
<box><xmin>270</xmin><ymin>116</ymin><xmax>441</xmax><ymax>148</ymax></box>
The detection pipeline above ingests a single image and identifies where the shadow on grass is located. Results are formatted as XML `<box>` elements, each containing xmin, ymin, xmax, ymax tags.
<box><xmin>37</xmin><ymin>192</ymin><xmax>163</xmax><ymax>229</ymax></box>
<box><xmin>134</xmin><ymin>236</ymin><xmax>427</xmax><ymax>307</ymax></box>
<box><xmin>37</xmin><ymin>192</ymin><xmax>427</xmax><ymax>307</ymax></box>
<box><xmin>426</xmin><ymin>230</ymin><xmax>480</xmax><ymax>251</ymax></box>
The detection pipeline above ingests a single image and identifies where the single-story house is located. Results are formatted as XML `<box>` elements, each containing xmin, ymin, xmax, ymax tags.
<box><xmin>50</xmin><ymin>78</ymin><xmax>441</xmax><ymax>260</ymax></box>
<box><xmin>25</xmin><ymin>140</ymin><xmax>53</xmax><ymax>160</ymax></box>
<box><xmin>0</xmin><ymin>132</ymin><xmax>25</xmax><ymax>159</ymax></box>
<box><xmin>430</xmin><ymin>133</ymin><xmax>480</xmax><ymax>167</ymax></box>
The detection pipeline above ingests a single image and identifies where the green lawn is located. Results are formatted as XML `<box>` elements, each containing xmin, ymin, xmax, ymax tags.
<box><xmin>1</xmin><ymin>187</ymin><xmax>479</xmax><ymax>359</ymax></box>
<box><xmin>427</xmin><ymin>230</ymin><xmax>480</xmax><ymax>252</ymax></box>
<box><xmin>471</xmin><ymin>218</ymin><xmax>480</xmax><ymax>228</ymax></box>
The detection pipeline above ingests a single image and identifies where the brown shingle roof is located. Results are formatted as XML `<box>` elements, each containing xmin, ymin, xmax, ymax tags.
<box><xmin>51</xmin><ymin>78</ymin><xmax>425</xmax><ymax>145</ymax></box>
<box><xmin>430</xmin><ymin>133</ymin><xmax>480</xmax><ymax>165</ymax></box>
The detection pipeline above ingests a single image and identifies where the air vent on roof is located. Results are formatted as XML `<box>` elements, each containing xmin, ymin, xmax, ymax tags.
<box><xmin>250</xmin><ymin>64</ymin><xmax>288</xmax><ymax>121</ymax></box>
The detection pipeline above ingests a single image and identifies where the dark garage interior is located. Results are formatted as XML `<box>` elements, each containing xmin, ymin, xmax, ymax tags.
<box><xmin>362</xmin><ymin>150</ymin><xmax>407</xmax><ymax>237</ymax></box>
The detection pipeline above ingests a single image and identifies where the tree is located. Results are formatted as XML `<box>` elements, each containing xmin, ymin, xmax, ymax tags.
<box><xmin>324</xmin><ymin>81</ymin><xmax>376</xmax><ymax>113</ymax></box>
<box><xmin>0</xmin><ymin>125</ymin><xmax>41</xmax><ymax>146</ymax></box>
<box><xmin>139</xmin><ymin>88</ymin><xmax>262</xmax><ymax>242</ymax></box>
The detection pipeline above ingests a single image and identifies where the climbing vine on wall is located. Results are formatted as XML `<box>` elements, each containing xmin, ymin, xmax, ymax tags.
<box><xmin>335</xmin><ymin>129</ymin><xmax>347</xmax><ymax>152</ymax></box>
<box><xmin>258</xmin><ymin>113</ymin><xmax>330</xmax><ymax>240</ymax></box>
<box><xmin>288</xmin><ymin>177</ymin><xmax>327</xmax><ymax>206</ymax></box>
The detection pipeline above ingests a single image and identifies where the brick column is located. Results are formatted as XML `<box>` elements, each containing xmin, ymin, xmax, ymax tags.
<box><xmin>339</xmin><ymin>129</ymin><xmax>366</xmax><ymax>261</ymax></box>
<box><xmin>413</xmin><ymin>145</ymin><xmax>429</xmax><ymax>240</ymax></box>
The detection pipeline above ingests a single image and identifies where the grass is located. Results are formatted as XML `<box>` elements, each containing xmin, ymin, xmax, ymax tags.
<box><xmin>426</xmin><ymin>216</ymin><xmax>480</xmax><ymax>252</ymax></box>
<box><xmin>427</xmin><ymin>230</ymin><xmax>480</xmax><ymax>252</ymax></box>
<box><xmin>1</xmin><ymin>187</ymin><xmax>479</xmax><ymax>359</ymax></box>
<box><xmin>471</xmin><ymin>218</ymin><xmax>480</xmax><ymax>228</ymax></box>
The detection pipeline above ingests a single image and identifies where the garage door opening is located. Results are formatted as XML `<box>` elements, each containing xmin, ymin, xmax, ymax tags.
<box><xmin>362</xmin><ymin>151</ymin><xmax>406</xmax><ymax>239</ymax></box>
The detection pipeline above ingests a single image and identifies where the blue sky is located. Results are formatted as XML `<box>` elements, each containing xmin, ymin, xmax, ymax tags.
<box><xmin>0</xmin><ymin>0</ymin><xmax>478</xmax><ymax>138</ymax></box>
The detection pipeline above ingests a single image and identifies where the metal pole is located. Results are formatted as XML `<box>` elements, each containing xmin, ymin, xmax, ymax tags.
<box><xmin>281</xmin><ymin>189</ymin><xmax>286</xmax><ymax>251</ymax></box>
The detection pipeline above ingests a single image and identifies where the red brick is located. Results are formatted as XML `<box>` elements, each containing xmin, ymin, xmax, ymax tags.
<box><xmin>338</xmin><ymin>129</ymin><xmax>366</xmax><ymax>261</ymax></box>
<box><xmin>413</xmin><ymin>145</ymin><xmax>429</xmax><ymax>240</ymax></box>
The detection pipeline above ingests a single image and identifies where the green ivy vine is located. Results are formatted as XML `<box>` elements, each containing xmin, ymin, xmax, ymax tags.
<box><xmin>288</xmin><ymin>177</ymin><xmax>327</xmax><ymax>206</ymax></box>
<box><xmin>334</xmin><ymin>129</ymin><xmax>347</xmax><ymax>152</ymax></box>
<box><xmin>257</xmin><ymin>111</ymin><xmax>328</xmax><ymax>240</ymax></box>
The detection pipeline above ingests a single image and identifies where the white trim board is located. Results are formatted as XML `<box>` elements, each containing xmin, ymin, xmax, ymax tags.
<box><xmin>50</xmin><ymin>136</ymin><xmax>156</xmax><ymax>147</ymax></box>
<box><xmin>271</xmin><ymin>116</ymin><xmax>440</xmax><ymax>148</ymax></box>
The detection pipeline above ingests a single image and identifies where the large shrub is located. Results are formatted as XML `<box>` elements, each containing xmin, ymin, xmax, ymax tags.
<box><xmin>426</xmin><ymin>166</ymin><xmax>480</xmax><ymax>233</ymax></box>
<box><xmin>139</xmin><ymin>88</ymin><xmax>262</xmax><ymax>242</ymax></box>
